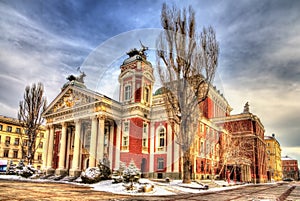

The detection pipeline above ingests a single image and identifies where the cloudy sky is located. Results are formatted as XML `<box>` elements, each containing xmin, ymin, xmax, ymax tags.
<box><xmin>1</xmin><ymin>0</ymin><xmax>299</xmax><ymax>164</ymax></box>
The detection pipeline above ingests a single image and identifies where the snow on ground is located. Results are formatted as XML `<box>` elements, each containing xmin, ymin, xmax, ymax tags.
<box><xmin>0</xmin><ymin>174</ymin><xmax>249</xmax><ymax>196</ymax></box>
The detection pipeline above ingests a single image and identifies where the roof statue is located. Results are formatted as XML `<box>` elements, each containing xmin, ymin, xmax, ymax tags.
<box><xmin>63</xmin><ymin>66</ymin><xmax>87</xmax><ymax>90</ymax></box>
<box><xmin>243</xmin><ymin>102</ymin><xmax>250</xmax><ymax>113</ymax></box>
<box><xmin>66</xmin><ymin>67</ymin><xmax>86</xmax><ymax>84</ymax></box>
<box><xmin>126</xmin><ymin>40</ymin><xmax>148</xmax><ymax>58</ymax></box>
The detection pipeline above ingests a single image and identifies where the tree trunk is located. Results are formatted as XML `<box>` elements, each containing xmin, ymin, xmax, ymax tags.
<box><xmin>183</xmin><ymin>149</ymin><xmax>191</xmax><ymax>183</ymax></box>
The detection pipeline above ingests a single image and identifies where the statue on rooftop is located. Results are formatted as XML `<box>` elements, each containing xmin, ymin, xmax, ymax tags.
<box><xmin>243</xmin><ymin>102</ymin><xmax>250</xmax><ymax>113</ymax></box>
<box><xmin>66</xmin><ymin>66</ymin><xmax>86</xmax><ymax>83</ymax></box>
<box><xmin>126</xmin><ymin>40</ymin><xmax>148</xmax><ymax>58</ymax></box>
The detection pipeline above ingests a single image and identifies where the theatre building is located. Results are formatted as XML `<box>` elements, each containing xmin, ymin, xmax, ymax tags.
<box><xmin>42</xmin><ymin>47</ymin><xmax>266</xmax><ymax>182</ymax></box>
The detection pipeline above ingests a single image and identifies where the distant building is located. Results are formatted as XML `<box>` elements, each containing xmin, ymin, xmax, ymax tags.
<box><xmin>264</xmin><ymin>134</ymin><xmax>282</xmax><ymax>181</ymax></box>
<box><xmin>281</xmin><ymin>155</ymin><xmax>299</xmax><ymax>181</ymax></box>
<box><xmin>0</xmin><ymin>115</ymin><xmax>45</xmax><ymax>171</ymax></box>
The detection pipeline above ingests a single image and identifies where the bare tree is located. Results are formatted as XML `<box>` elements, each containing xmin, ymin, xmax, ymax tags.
<box><xmin>18</xmin><ymin>83</ymin><xmax>47</xmax><ymax>165</ymax></box>
<box><xmin>156</xmin><ymin>3</ymin><xmax>219</xmax><ymax>183</ymax></box>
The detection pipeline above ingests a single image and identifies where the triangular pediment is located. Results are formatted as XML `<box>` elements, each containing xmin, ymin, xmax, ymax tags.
<box><xmin>43</xmin><ymin>85</ymin><xmax>102</xmax><ymax>117</ymax></box>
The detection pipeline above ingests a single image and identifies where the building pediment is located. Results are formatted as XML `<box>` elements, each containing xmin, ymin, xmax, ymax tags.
<box><xmin>43</xmin><ymin>85</ymin><xmax>101</xmax><ymax>118</ymax></box>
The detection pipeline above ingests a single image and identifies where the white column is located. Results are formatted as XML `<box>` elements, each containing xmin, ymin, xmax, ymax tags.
<box><xmin>57</xmin><ymin>123</ymin><xmax>67</xmax><ymax>174</ymax></box>
<box><xmin>97</xmin><ymin>116</ymin><xmax>105</xmax><ymax>162</ymax></box>
<box><xmin>115</xmin><ymin>121</ymin><xmax>121</xmax><ymax>169</ymax></box>
<box><xmin>173</xmin><ymin>134</ymin><xmax>180</xmax><ymax>172</ymax></box>
<box><xmin>89</xmin><ymin>116</ymin><xmax>98</xmax><ymax>167</ymax></box>
<box><xmin>42</xmin><ymin>126</ymin><xmax>50</xmax><ymax>170</ymax></box>
<box><xmin>167</xmin><ymin>124</ymin><xmax>172</xmax><ymax>172</ymax></box>
<box><xmin>46</xmin><ymin>125</ymin><xmax>55</xmax><ymax>170</ymax></box>
<box><xmin>65</xmin><ymin>127</ymin><xmax>71</xmax><ymax>170</ymax></box>
<box><xmin>70</xmin><ymin>119</ymin><xmax>81</xmax><ymax>176</ymax></box>
<box><xmin>109</xmin><ymin>123</ymin><xmax>114</xmax><ymax>169</ymax></box>
<box><xmin>149</xmin><ymin>123</ymin><xmax>155</xmax><ymax>173</ymax></box>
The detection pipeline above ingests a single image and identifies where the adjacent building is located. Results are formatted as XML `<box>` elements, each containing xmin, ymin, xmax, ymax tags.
<box><xmin>42</xmin><ymin>47</ymin><xmax>267</xmax><ymax>182</ymax></box>
<box><xmin>0</xmin><ymin>115</ymin><xmax>45</xmax><ymax>171</ymax></box>
<box><xmin>214</xmin><ymin>103</ymin><xmax>267</xmax><ymax>183</ymax></box>
<box><xmin>264</xmin><ymin>134</ymin><xmax>282</xmax><ymax>181</ymax></box>
<box><xmin>282</xmin><ymin>155</ymin><xmax>299</xmax><ymax>181</ymax></box>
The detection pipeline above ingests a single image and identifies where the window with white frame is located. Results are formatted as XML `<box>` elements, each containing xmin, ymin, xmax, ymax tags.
<box><xmin>200</xmin><ymin>141</ymin><xmax>204</xmax><ymax>156</ymax></box>
<box><xmin>144</xmin><ymin>87</ymin><xmax>150</xmax><ymax>103</ymax></box>
<box><xmin>142</xmin><ymin>123</ymin><xmax>148</xmax><ymax>149</ymax></box>
<box><xmin>123</xmin><ymin>121</ymin><xmax>129</xmax><ymax>133</ymax></box>
<box><xmin>200</xmin><ymin>123</ymin><xmax>204</xmax><ymax>133</ymax></box>
<box><xmin>124</xmin><ymin>85</ymin><xmax>131</xmax><ymax>101</ymax></box>
<box><xmin>157</xmin><ymin>158</ymin><xmax>164</xmax><ymax>170</ymax></box>
<box><xmin>122</xmin><ymin>121</ymin><xmax>129</xmax><ymax>150</ymax></box>
<box><xmin>157</xmin><ymin>127</ymin><xmax>165</xmax><ymax>151</ymax></box>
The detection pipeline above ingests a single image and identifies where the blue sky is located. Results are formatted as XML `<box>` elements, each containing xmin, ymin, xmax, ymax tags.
<box><xmin>1</xmin><ymin>0</ymin><xmax>300</xmax><ymax>164</ymax></box>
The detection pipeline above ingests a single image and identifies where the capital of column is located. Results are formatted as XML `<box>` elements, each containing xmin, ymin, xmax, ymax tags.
<box><xmin>97</xmin><ymin>114</ymin><xmax>106</xmax><ymax>120</ymax></box>
<box><xmin>46</xmin><ymin>124</ymin><xmax>54</xmax><ymax>130</ymax></box>
<box><xmin>74</xmin><ymin>118</ymin><xmax>82</xmax><ymax>124</ymax></box>
<box><xmin>61</xmin><ymin>122</ymin><xmax>68</xmax><ymax>127</ymax></box>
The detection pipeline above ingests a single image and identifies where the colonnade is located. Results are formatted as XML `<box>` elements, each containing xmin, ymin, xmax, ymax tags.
<box><xmin>42</xmin><ymin>116</ymin><xmax>115</xmax><ymax>177</ymax></box>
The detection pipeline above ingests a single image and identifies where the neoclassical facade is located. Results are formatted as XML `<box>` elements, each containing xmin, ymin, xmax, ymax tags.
<box><xmin>42</xmin><ymin>47</ymin><xmax>266</xmax><ymax>182</ymax></box>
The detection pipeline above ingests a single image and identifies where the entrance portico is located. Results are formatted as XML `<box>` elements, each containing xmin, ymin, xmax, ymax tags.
<box><xmin>42</xmin><ymin>78</ymin><xmax>121</xmax><ymax>177</ymax></box>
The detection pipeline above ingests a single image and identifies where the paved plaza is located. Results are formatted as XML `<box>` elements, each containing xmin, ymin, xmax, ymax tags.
<box><xmin>0</xmin><ymin>179</ymin><xmax>299</xmax><ymax>201</ymax></box>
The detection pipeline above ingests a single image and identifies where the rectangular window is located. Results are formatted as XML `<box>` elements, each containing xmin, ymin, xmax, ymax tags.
<box><xmin>157</xmin><ymin>158</ymin><xmax>164</xmax><ymax>170</ymax></box>
<box><xmin>123</xmin><ymin>122</ymin><xmax>129</xmax><ymax>133</ymax></box>
<box><xmin>23</xmin><ymin>139</ymin><xmax>28</xmax><ymax>146</ymax></box>
<box><xmin>14</xmin><ymin>138</ymin><xmax>20</xmax><ymax>145</ymax></box>
<box><xmin>0</xmin><ymin>124</ymin><xmax>2</xmax><ymax>131</ymax></box>
<box><xmin>3</xmin><ymin>150</ymin><xmax>9</xmax><ymax>157</ymax></box>
<box><xmin>122</xmin><ymin>135</ymin><xmax>129</xmax><ymax>151</ymax></box>
<box><xmin>159</xmin><ymin>128</ymin><xmax>165</xmax><ymax>147</ymax></box>
<box><xmin>142</xmin><ymin>138</ymin><xmax>147</xmax><ymax>147</ymax></box>
<box><xmin>38</xmin><ymin>142</ymin><xmax>43</xmax><ymax>149</ymax></box>
<box><xmin>144</xmin><ymin>87</ymin><xmax>149</xmax><ymax>103</ymax></box>
<box><xmin>143</xmin><ymin>123</ymin><xmax>148</xmax><ymax>134</ymax></box>
<box><xmin>13</xmin><ymin>150</ymin><xmax>18</xmax><ymax>158</ymax></box>
<box><xmin>123</xmin><ymin>136</ymin><xmax>128</xmax><ymax>146</ymax></box>
<box><xmin>15</xmin><ymin>128</ymin><xmax>21</xmax><ymax>133</ymax></box>
<box><xmin>6</xmin><ymin>126</ymin><xmax>12</xmax><ymax>132</ymax></box>
<box><xmin>124</xmin><ymin>85</ymin><xmax>131</xmax><ymax>101</ymax></box>
<box><xmin>5</xmin><ymin>136</ymin><xmax>11</xmax><ymax>145</ymax></box>
<box><xmin>38</xmin><ymin>154</ymin><xmax>42</xmax><ymax>161</ymax></box>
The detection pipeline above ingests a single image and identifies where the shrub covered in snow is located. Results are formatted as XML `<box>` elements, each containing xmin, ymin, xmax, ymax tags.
<box><xmin>112</xmin><ymin>160</ymin><xmax>141</xmax><ymax>184</ymax></box>
<box><xmin>81</xmin><ymin>167</ymin><xmax>102</xmax><ymax>184</ymax></box>
<box><xmin>80</xmin><ymin>160</ymin><xmax>112</xmax><ymax>184</ymax></box>
<box><xmin>6</xmin><ymin>160</ymin><xmax>43</xmax><ymax>178</ymax></box>
<box><xmin>112</xmin><ymin>161</ymin><xmax>127</xmax><ymax>183</ymax></box>
<box><xmin>123</xmin><ymin>160</ymin><xmax>141</xmax><ymax>183</ymax></box>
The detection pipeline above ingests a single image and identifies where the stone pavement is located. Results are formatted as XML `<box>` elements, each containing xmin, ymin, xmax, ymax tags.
<box><xmin>285</xmin><ymin>181</ymin><xmax>300</xmax><ymax>201</ymax></box>
<box><xmin>0</xmin><ymin>179</ymin><xmax>129</xmax><ymax>201</ymax></box>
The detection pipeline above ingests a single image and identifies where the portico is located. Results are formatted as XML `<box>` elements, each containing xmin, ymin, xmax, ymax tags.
<box><xmin>42</xmin><ymin>76</ymin><xmax>121</xmax><ymax>177</ymax></box>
